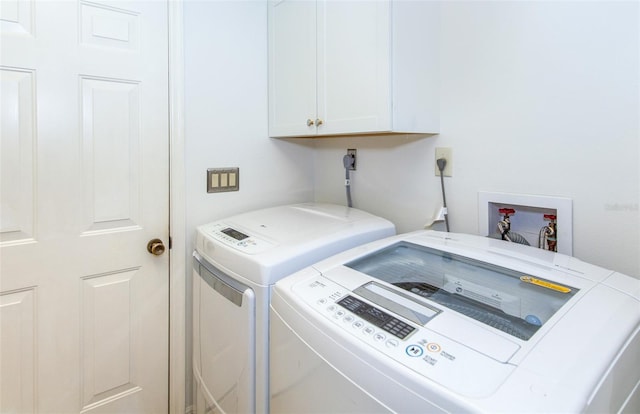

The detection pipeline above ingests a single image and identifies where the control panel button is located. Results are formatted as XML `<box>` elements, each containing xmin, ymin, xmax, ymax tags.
<box><xmin>427</xmin><ymin>343</ymin><xmax>442</xmax><ymax>353</ymax></box>
<box><xmin>406</xmin><ymin>345</ymin><xmax>424</xmax><ymax>357</ymax></box>
<box><xmin>386</xmin><ymin>339</ymin><xmax>399</xmax><ymax>348</ymax></box>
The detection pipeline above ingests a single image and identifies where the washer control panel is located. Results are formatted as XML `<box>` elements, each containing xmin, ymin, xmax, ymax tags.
<box><xmin>292</xmin><ymin>274</ymin><xmax>515</xmax><ymax>398</ymax></box>
<box><xmin>337</xmin><ymin>296</ymin><xmax>415</xmax><ymax>340</ymax></box>
<box><xmin>198</xmin><ymin>222</ymin><xmax>275</xmax><ymax>255</ymax></box>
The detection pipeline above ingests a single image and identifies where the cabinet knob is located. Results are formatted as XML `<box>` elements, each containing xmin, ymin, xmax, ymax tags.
<box><xmin>316</xmin><ymin>118</ymin><xmax>323</xmax><ymax>126</ymax></box>
<box><xmin>306</xmin><ymin>119</ymin><xmax>315</xmax><ymax>127</ymax></box>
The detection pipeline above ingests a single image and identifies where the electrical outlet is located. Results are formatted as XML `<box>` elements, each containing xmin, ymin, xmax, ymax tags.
<box><xmin>435</xmin><ymin>147</ymin><xmax>452</xmax><ymax>177</ymax></box>
<box><xmin>347</xmin><ymin>149</ymin><xmax>357</xmax><ymax>170</ymax></box>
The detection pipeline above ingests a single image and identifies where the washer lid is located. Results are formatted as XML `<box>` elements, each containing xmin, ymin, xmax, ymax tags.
<box><xmin>345</xmin><ymin>240</ymin><xmax>579</xmax><ymax>341</ymax></box>
<box><xmin>224</xmin><ymin>203</ymin><xmax>356</xmax><ymax>245</ymax></box>
<box><xmin>195</xmin><ymin>203</ymin><xmax>395</xmax><ymax>285</ymax></box>
<box><xmin>197</xmin><ymin>203</ymin><xmax>369</xmax><ymax>255</ymax></box>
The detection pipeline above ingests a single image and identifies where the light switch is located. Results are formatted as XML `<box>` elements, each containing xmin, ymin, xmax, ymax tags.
<box><xmin>210</xmin><ymin>173</ymin><xmax>219</xmax><ymax>188</ymax></box>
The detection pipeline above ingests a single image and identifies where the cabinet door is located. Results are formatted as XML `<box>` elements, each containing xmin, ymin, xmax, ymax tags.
<box><xmin>317</xmin><ymin>0</ymin><xmax>391</xmax><ymax>135</ymax></box>
<box><xmin>268</xmin><ymin>0</ymin><xmax>317</xmax><ymax>137</ymax></box>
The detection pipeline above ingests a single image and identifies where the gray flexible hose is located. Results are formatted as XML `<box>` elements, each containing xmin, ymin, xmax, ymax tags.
<box><xmin>436</xmin><ymin>158</ymin><xmax>450</xmax><ymax>232</ymax></box>
<box><xmin>343</xmin><ymin>154</ymin><xmax>354</xmax><ymax>208</ymax></box>
<box><xmin>489</xmin><ymin>231</ymin><xmax>530</xmax><ymax>246</ymax></box>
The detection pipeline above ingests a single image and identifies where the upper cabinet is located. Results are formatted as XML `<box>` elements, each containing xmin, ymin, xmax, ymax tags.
<box><xmin>268</xmin><ymin>0</ymin><xmax>439</xmax><ymax>138</ymax></box>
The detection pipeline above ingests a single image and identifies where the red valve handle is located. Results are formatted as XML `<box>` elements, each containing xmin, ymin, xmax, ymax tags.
<box><xmin>499</xmin><ymin>208</ymin><xmax>515</xmax><ymax>215</ymax></box>
<box><xmin>544</xmin><ymin>214</ymin><xmax>557</xmax><ymax>221</ymax></box>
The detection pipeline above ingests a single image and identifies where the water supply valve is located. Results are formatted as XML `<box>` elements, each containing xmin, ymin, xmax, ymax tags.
<box><xmin>539</xmin><ymin>214</ymin><xmax>558</xmax><ymax>252</ymax></box>
<box><xmin>498</xmin><ymin>208</ymin><xmax>515</xmax><ymax>239</ymax></box>
<box><xmin>499</xmin><ymin>208</ymin><xmax>515</xmax><ymax>217</ymax></box>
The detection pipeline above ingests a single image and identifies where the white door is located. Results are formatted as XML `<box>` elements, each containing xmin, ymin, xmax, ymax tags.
<box><xmin>0</xmin><ymin>1</ymin><xmax>169</xmax><ymax>413</ymax></box>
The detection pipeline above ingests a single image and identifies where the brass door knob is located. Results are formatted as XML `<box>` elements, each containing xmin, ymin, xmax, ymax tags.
<box><xmin>306</xmin><ymin>118</ymin><xmax>315</xmax><ymax>126</ymax></box>
<box><xmin>316</xmin><ymin>118</ymin><xmax>323</xmax><ymax>126</ymax></box>
<box><xmin>147</xmin><ymin>238</ymin><xmax>166</xmax><ymax>256</ymax></box>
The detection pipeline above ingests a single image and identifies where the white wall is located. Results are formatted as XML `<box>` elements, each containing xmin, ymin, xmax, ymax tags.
<box><xmin>183</xmin><ymin>0</ymin><xmax>314</xmax><ymax>407</ymax></box>
<box><xmin>184</xmin><ymin>1</ymin><xmax>314</xmax><ymax>235</ymax></box>
<box><xmin>313</xmin><ymin>1</ymin><xmax>639</xmax><ymax>278</ymax></box>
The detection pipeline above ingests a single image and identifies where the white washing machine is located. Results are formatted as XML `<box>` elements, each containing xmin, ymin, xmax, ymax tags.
<box><xmin>270</xmin><ymin>230</ymin><xmax>640</xmax><ymax>413</ymax></box>
<box><xmin>192</xmin><ymin>203</ymin><xmax>395</xmax><ymax>414</ymax></box>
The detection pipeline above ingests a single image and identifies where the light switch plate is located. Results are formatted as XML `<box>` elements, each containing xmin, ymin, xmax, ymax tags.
<box><xmin>207</xmin><ymin>168</ymin><xmax>239</xmax><ymax>193</ymax></box>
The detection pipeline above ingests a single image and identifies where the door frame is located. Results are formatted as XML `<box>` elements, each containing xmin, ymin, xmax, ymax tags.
<box><xmin>168</xmin><ymin>1</ymin><xmax>187</xmax><ymax>412</ymax></box>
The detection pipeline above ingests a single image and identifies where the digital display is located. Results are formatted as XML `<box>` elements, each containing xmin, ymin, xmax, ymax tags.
<box><xmin>221</xmin><ymin>227</ymin><xmax>249</xmax><ymax>241</ymax></box>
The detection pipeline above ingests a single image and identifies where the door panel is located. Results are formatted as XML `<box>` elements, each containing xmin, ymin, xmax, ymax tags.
<box><xmin>81</xmin><ymin>269</ymin><xmax>140</xmax><ymax>407</ymax></box>
<box><xmin>80</xmin><ymin>76</ymin><xmax>142</xmax><ymax>233</ymax></box>
<box><xmin>317</xmin><ymin>0</ymin><xmax>391</xmax><ymax>135</ymax></box>
<box><xmin>267</xmin><ymin>0</ymin><xmax>316</xmax><ymax>137</ymax></box>
<box><xmin>0</xmin><ymin>288</ymin><xmax>36</xmax><ymax>413</ymax></box>
<box><xmin>79</xmin><ymin>2</ymin><xmax>139</xmax><ymax>51</ymax></box>
<box><xmin>0</xmin><ymin>1</ymin><xmax>169</xmax><ymax>412</ymax></box>
<box><xmin>0</xmin><ymin>67</ymin><xmax>35</xmax><ymax>243</ymax></box>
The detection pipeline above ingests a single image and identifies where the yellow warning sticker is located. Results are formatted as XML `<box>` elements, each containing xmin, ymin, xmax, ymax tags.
<box><xmin>520</xmin><ymin>276</ymin><xmax>572</xmax><ymax>294</ymax></box>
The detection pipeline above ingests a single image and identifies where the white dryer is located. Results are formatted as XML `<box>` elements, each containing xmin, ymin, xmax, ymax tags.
<box><xmin>192</xmin><ymin>203</ymin><xmax>395</xmax><ymax>414</ymax></box>
<box><xmin>270</xmin><ymin>230</ymin><xmax>640</xmax><ymax>413</ymax></box>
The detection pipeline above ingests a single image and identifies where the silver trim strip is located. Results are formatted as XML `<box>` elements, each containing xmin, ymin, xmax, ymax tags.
<box><xmin>193</xmin><ymin>251</ymin><xmax>250</xmax><ymax>307</ymax></box>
